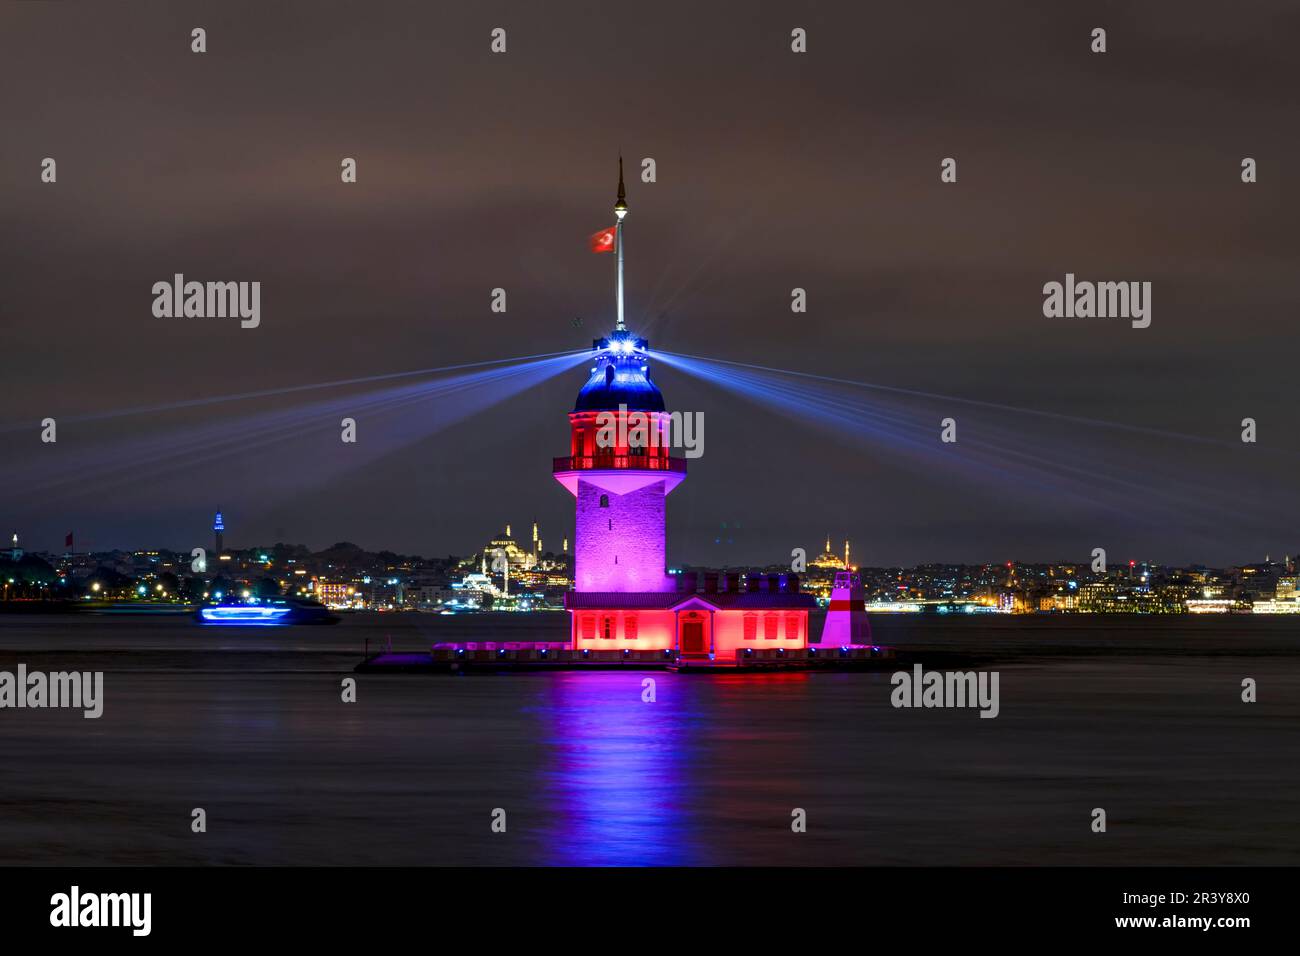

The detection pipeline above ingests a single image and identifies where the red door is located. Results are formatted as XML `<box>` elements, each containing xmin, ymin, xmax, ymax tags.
<box><xmin>680</xmin><ymin>616</ymin><xmax>706</xmax><ymax>655</ymax></box>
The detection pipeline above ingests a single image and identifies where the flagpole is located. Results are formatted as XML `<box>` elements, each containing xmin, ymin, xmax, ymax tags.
<box><xmin>614</xmin><ymin>155</ymin><xmax>627</xmax><ymax>331</ymax></box>
<box><xmin>613</xmin><ymin>221</ymin><xmax>624</xmax><ymax>332</ymax></box>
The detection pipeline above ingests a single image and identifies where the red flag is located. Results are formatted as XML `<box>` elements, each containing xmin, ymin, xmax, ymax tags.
<box><xmin>589</xmin><ymin>226</ymin><xmax>616</xmax><ymax>253</ymax></box>
<box><xmin>65</xmin><ymin>532</ymin><xmax>73</xmax><ymax>548</ymax></box>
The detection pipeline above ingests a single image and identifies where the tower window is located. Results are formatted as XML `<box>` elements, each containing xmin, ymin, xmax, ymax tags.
<box><xmin>599</xmin><ymin>495</ymin><xmax>609</xmax><ymax>508</ymax></box>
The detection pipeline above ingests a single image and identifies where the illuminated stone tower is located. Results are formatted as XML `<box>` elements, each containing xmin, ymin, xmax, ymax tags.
<box><xmin>553</xmin><ymin>161</ymin><xmax>686</xmax><ymax>593</ymax></box>
<box><xmin>213</xmin><ymin>509</ymin><xmax>225</xmax><ymax>555</ymax></box>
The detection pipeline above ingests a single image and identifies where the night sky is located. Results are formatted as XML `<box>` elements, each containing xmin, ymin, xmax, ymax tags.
<box><xmin>2</xmin><ymin>1</ymin><xmax>1297</xmax><ymax>567</ymax></box>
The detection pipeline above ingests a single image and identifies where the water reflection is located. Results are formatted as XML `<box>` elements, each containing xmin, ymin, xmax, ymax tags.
<box><xmin>533</xmin><ymin>671</ymin><xmax>703</xmax><ymax>865</ymax></box>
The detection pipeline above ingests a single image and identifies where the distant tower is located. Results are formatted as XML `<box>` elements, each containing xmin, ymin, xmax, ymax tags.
<box><xmin>10</xmin><ymin>532</ymin><xmax>21</xmax><ymax>561</ymax></box>
<box><xmin>553</xmin><ymin>158</ymin><xmax>685</xmax><ymax>592</ymax></box>
<box><xmin>213</xmin><ymin>510</ymin><xmax>224</xmax><ymax>555</ymax></box>
<box><xmin>844</xmin><ymin>539</ymin><xmax>850</xmax><ymax>570</ymax></box>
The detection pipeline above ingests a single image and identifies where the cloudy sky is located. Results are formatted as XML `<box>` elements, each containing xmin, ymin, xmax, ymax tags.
<box><xmin>2</xmin><ymin>1</ymin><xmax>1297</xmax><ymax>567</ymax></box>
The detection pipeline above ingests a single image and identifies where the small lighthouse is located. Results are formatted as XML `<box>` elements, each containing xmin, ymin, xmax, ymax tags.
<box><xmin>815</xmin><ymin>543</ymin><xmax>872</xmax><ymax>646</ymax></box>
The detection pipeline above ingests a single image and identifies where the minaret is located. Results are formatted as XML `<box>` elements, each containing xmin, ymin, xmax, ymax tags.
<box><xmin>614</xmin><ymin>154</ymin><xmax>628</xmax><ymax>331</ymax></box>
<box><xmin>553</xmin><ymin>159</ymin><xmax>685</xmax><ymax>593</ymax></box>
<box><xmin>844</xmin><ymin>539</ymin><xmax>850</xmax><ymax>570</ymax></box>
<box><xmin>213</xmin><ymin>510</ymin><xmax>224</xmax><ymax>556</ymax></box>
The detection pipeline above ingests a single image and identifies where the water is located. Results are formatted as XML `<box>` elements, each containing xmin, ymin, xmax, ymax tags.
<box><xmin>0</xmin><ymin>612</ymin><xmax>1296</xmax><ymax>865</ymax></box>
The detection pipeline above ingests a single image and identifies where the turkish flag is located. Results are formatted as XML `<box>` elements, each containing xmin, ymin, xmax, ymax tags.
<box><xmin>65</xmin><ymin>532</ymin><xmax>73</xmax><ymax>547</ymax></box>
<box><xmin>589</xmin><ymin>227</ymin><xmax>616</xmax><ymax>253</ymax></box>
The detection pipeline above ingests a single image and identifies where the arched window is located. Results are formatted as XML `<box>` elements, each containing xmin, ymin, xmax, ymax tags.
<box><xmin>764</xmin><ymin>614</ymin><xmax>779</xmax><ymax>640</ymax></box>
<box><xmin>599</xmin><ymin>494</ymin><xmax>609</xmax><ymax>508</ymax></box>
<box><xmin>742</xmin><ymin>613</ymin><xmax>758</xmax><ymax>641</ymax></box>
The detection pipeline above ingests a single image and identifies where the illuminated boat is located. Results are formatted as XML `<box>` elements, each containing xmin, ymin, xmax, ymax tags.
<box><xmin>196</xmin><ymin>597</ymin><xmax>340</xmax><ymax>626</ymax></box>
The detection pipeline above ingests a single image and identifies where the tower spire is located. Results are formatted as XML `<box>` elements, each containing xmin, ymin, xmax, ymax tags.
<box><xmin>614</xmin><ymin>155</ymin><xmax>628</xmax><ymax>331</ymax></box>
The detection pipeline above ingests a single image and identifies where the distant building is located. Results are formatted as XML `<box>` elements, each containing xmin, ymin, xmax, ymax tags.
<box><xmin>315</xmin><ymin>581</ymin><xmax>356</xmax><ymax>608</ymax></box>
<box><xmin>810</xmin><ymin>536</ymin><xmax>844</xmax><ymax>570</ymax></box>
<box><xmin>482</xmin><ymin>526</ymin><xmax>535</xmax><ymax>570</ymax></box>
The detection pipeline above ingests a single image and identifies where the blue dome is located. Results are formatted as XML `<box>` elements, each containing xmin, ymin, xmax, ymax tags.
<box><xmin>574</xmin><ymin>332</ymin><xmax>665</xmax><ymax>413</ymax></box>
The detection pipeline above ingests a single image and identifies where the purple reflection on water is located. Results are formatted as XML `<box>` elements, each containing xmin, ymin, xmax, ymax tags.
<box><xmin>531</xmin><ymin>671</ymin><xmax>702</xmax><ymax>865</ymax></box>
<box><xmin>528</xmin><ymin>670</ymin><xmax>817</xmax><ymax>865</ymax></box>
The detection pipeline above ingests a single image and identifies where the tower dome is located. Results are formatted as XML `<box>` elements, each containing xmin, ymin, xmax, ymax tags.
<box><xmin>573</xmin><ymin>330</ymin><xmax>664</xmax><ymax>412</ymax></box>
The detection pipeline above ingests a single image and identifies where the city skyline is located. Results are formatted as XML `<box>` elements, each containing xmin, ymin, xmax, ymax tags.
<box><xmin>8</xmin><ymin>525</ymin><xmax>1299</xmax><ymax>576</ymax></box>
<box><xmin>9</xmin><ymin>528</ymin><xmax>1298</xmax><ymax>619</ymax></box>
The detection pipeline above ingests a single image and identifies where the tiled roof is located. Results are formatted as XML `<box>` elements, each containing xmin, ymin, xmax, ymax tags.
<box><xmin>693</xmin><ymin>592</ymin><xmax>818</xmax><ymax>609</ymax></box>
<box><xmin>566</xmin><ymin>592</ymin><xmax>679</xmax><ymax>609</ymax></box>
